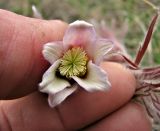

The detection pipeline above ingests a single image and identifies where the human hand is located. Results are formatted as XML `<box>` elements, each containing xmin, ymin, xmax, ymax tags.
<box><xmin>0</xmin><ymin>10</ymin><xmax>151</xmax><ymax>131</ymax></box>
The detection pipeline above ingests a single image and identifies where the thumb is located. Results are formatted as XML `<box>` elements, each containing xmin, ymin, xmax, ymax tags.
<box><xmin>0</xmin><ymin>9</ymin><xmax>68</xmax><ymax>99</ymax></box>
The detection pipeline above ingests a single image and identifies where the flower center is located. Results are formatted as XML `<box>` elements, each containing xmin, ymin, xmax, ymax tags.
<box><xmin>59</xmin><ymin>47</ymin><xmax>88</xmax><ymax>78</ymax></box>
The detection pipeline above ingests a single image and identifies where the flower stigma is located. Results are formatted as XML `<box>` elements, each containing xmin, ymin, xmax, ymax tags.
<box><xmin>59</xmin><ymin>47</ymin><xmax>88</xmax><ymax>78</ymax></box>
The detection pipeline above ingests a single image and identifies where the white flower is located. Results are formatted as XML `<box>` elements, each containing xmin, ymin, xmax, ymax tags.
<box><xmin>39</xmin><ymin>20</ymin><xmax>113</xmax><ymax>107</ymax></box>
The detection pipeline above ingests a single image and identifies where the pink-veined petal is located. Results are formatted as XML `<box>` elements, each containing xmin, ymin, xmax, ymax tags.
<box><xmin>92</xmin><ymin>39</ymin><xmax>113</xmax><ymax>65</ymax></box>
<box><xmin>42</xmin><ymin>42</ymin><xmax>64</xmax><ymax>64</ymax></box>
<box><xmin>39</xmin><ymin>60</ymin><xmax>70</xmax><ymax>94</ymax></box>
<box><xmin>48</xmin><ymin>85</ymin><xmax>78</xmax><ymax>107</ymax></box>
<box><xmin>72</xmin><ymin>61</ymin><xmax>111</xmax><ymax>92</ymax></box>
<box><xmin>63</xmin><ymin>20</ymin><xmax>97</xmax><ymax>50</ymax></box>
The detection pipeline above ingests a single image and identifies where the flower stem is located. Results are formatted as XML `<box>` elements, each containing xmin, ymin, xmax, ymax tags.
<box><xmin>134</xmin><ymin>13</ymin><xmax>159</xmax><ymax>66</ymax></box>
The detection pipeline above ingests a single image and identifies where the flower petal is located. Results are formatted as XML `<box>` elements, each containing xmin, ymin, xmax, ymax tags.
<box><xmin>63</xmin><ymin>20</ymin><xmax>97</xmax><ymax>50</ymax></box>
<box><xmin>92</xmin><ymin>39</ymin><xmax>113</xmax><ymax>65</ymax></box>
<box><xmin>48</xmin><ymin>85</ymin><xmax>78</xmax><ymax>107</ymax></box>
<box><xmin>72</xmin><ymin>61</ymin><xmax>111</xmax><ymax>92</ymax></box>
<box><xmin>39</xmin><ymin>60</ymin><xmax>71</xmax><ymax>94</ymax></box>
<box><xmin>42</xmin><ymin>42</ymin><xmax>63</xmax><ymax>64</ymax></box>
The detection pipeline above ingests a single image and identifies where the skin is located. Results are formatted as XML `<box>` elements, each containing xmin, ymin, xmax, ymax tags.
<box><xmin>0</xmin><ymin>9</ymin><xmax>152</xmax><ymax>131</ymax></box>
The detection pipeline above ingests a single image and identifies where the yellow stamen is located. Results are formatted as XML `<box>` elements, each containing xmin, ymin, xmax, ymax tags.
<box><xmin>59</xmin><ymin>47</ymin><xmax>88</xmax><ymax>78</ymax></box>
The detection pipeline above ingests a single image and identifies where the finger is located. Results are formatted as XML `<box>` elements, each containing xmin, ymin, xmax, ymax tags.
<box><xmin>84</xmin><ymin>102</ymin><xmax>151</xmax><ymax>131</ymax></box>
<box><xmin>0</xmin><ymin>62</ymin><xmax>136</xmax><ymax>131</ymax></box>
<box><xmin>0</xmin><ymin>9</ymin><xmax>68</xmax><ymax>99</ymax></box>
<box><xmin>56</xmin><ymin>62</ymin><xmax>136</xmax><ymax>130</ymax></box>
<box><xmin>0</xmin><ymin>92</ymin><xmax>65</xmax><ymax>131</ymax></box>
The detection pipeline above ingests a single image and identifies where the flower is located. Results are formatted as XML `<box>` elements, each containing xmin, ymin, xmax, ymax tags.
<box><xmin>39</xmin><ymin>20</ymin><xmax>113</xmax><ymax>107</ymax></box>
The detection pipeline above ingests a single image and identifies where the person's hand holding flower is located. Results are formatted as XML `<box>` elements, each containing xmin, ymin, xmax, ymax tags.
<box><xmin>0</xmin><ymin>10</ymin><xmax>151</xmax><ymax>131</ymax></box>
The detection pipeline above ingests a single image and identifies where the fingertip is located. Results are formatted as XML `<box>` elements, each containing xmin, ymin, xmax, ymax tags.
<box><xmin>37</xmin><ymin>19</ymin><xmax>68</xmax><ymax>42</ymax></box>
<box><xmin>101</xmin><ymin>62</ymin><xmax>136</xmax><ymax>103</ymax></box>
<box><xmin>0</xmin><ymin>10</ymin><xmax>68</xmax><ymax>99</ymax></box>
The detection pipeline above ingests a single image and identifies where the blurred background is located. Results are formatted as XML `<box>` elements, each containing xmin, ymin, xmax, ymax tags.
<box><xmin>0</xmin><ymin>0</ymin><xmax>160</xmax><ymax>66</ymax></box>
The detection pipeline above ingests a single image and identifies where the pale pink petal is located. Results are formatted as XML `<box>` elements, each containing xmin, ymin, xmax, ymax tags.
<box><xmin>42</xmin><ymin>42</ymin><xmax>64</xmax><ymax>64</ymax></box>
<box><xmin>48</xmin><ymin>85</ymin><xmax>78</xmax><ymax>107</ymax></box>
<box><xmin>39</xmin><ymin>60</ymin><xmax>70</xmax><ymax>94</ymax></box>
<box><xmin>63</xmin><ymin>20</ymin><xmax>97</xmax><ymax>50</ymax></box>
<box><xmin>72</xmin><ymin>61</ymin><xmax>111</xmax><ymax>92</ymax></box>
<box><xmin>92</xmin><ymin>39</ymin><xmax>113</xmax><ymax>65</ymax></box>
